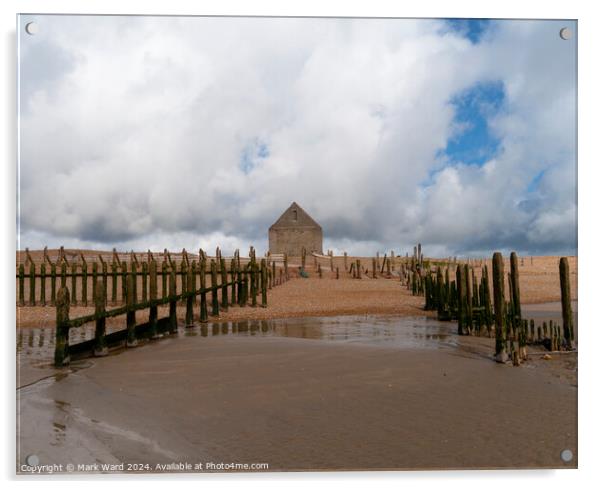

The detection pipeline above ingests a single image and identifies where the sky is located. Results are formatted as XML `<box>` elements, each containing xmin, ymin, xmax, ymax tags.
<box><xmin>17</xmin><ymin>15</ymin><xmax>577</xmax><ymax>257</ymax></box>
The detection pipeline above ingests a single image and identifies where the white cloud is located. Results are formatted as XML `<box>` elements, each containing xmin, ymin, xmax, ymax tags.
<box><xmin>18</xmin><ymin>16</ymin><xmax>576</xmax><ymax>257</ymax></box>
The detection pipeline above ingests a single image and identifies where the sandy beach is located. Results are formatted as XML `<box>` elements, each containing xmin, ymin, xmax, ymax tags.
<box><xmin>17</xmin><ymin>313</ymin><xmax>576</xmax><ymax>472</ymax></box>
<box><xmin>16</xmin><ymin>252</ymin><xmax>578</xmax><ymax>473</ymax></box>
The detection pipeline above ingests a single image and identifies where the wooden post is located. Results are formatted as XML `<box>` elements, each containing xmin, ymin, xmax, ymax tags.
<box><xmin>543</xmin><ymin>321</ymin><xmax>548</xmax><ymax>338</ymax></box>
<box><xmin>492</xmin><ymin>252</ymin><xmax>508</xmax><ymax>362</ymax></box>
<box><xmin>220</xmin><ymin>257</ymin><xmax>229</xmax><ymax>311</ymax></box>
<box><xmin>29</xmin><ymin>262</ymin><xmax>36</xmax><ymax>306</ymax></box>
<box><xmin>60</xmin><ymin>261</ymin><xmax>67</xmax><ymax>288</ymax></box>
<box><xmin>180</xmin><ymin>260</ymin><xmax>187</xmax><ymax>305</ymax></box>
<box><xmin>230</xmin><ymin>258</ymin><xmax>237</xmax><ymax>306</ymax></box>
<box><xmin>464</xmin><ymin>264</ymin><xmax>472</xmax><ymax>334</ymax></box>
<box><xmin>93</xmin><ymin>279</ymin><xmax>108</xmax><ymax>356</ymax></box>
<box><xmin>54</xmin><ymin>286</ymin><xmax>70</xmax><ymax>367</ymax></box>
<box><xmin>149</xmin><ymin>259</ymin><xmax>159</xmax><ymax>338</ymax></box>
<box><xmin>101</xmin><ymin>258</ymin><xmax>108</xmax><ymax>307</ymax></box>
<box><xmin>336</xmin><ymin>267</ymin><xmax>339</xmax><ymax>280</ymax></box>
<box><xmin>18</xmin><ymin>263</ymin><xmax>25</xmax><ymax>306</ymax></box>
<box><xmin>40</xmin><ymin>263</ymin><xmax>46</xmax><ymax>306</ymax></box>
<box><xmin>211</xmin><ymin>259</ymin><xmax>219</xmax><ymax>316</ymax></box>
<box><xmin>559</xmin><ymin>257</ymin><xmax>574</xmax><ymax>349</ymax></box>
<box><xmin>472</xmin><ymin>268</ymin><xmax>478</xmax><ymax>308</ymax></box>
<box><xmin>161</xmin><ymin>260</ymin><xmax>168</xmax><ymax>299</ymax></box>
<box><xmin>243</xmin><ymin>265</ymin><xmax>250</xmax><ymax>306</ymax></box>
<box><xmin>510</xmin><ymin>251</ymin><xmax>522</xmax><ymax>332</ymax></box>
<box><xmin>301</xmin><ymin>247</ymin><xmax>306</xmax><ymax>270</ymax></box>
<box><xmin>518</xmin><ymin>319</ymin><xmax>529</xmax><ymax>360</ymax></box>
<box><xmin>141</xmin><ymin>261</ymin><xmax>148</xmax><ymax>302</ymax></box>
<box><xmin>112</xmin><ymin>248</ymin><xmax>121</xmax><ymax>267</ymax></box>
<box><xmin>482</xmin><ymin>265</ymin><xmax>493</xmax><ymax>335</ymax></box>
<box><xmin>356</xmin><ymin>259</ymin><xmax>361</xmax><ymax>279</ymax></box>
<box><xmin>169</xmin><ymin>268</ymin><xmax>177</xmax><ymax>333</ymax></box>
<box><xmin>126</xmin><ymin>273</ymin><xmax>137</xmax><ymax>347</ymax></box>
<box><xmin>190</xmin><ymin>260</ymin><xmax>197</xmax><ymax>305</ymax></box>
<box><xmin>120</xmin><ymin>262</ymin><xmax>127</xmax><ymax>304</ymax></box>
<box><xmin>372</xmin><ymin>258</ymin><xmax>377</xmax><ymax>279</ymax></box>
<box><xmin>456</xmin><ymin>265</ymin><xmax>465</xmax><ymax>335</ymax></box>
<box><xmin>237</xmin><ymin>262</ymin><xmax>245</xmax><ymax>307</ymax></box>
<box><xmin>272</xmin><ymin>261</ymin><xmax>276</xmax><ymax>287</ymax></box>
<box><xmin>69</xmin><ymin>261</ymin><xmax>77</xmax><ymax>306</ymax></box>
<box><xmin>79</xmin><ymin>255</ymin><xmax>86</xmax><ymax>306</ymax></box>
<box><xmin>318</xmin><ymin>264</ymin><xmax>322</xmax><ymax>278</ymax></box>
<box><xmin>261</xmin><ymin>259</ymin><xmax>268</xmax><ymax>308</ymax></box>
<box><xmin>186</xmin><ymin>264</ymin><xmax>194</xmax><ymax>326</ymax></box>
<box><xmin>50</xmin><ymin>262</ymin><xmax>57</xmax><ymax>306</ymax></box>
<box><xmin>92</xmin><ymin>262</ymin><xmax>98</xmax><ymax>305</ymax></box>
<box><xmin>344</xmin><ymin>252</ymin><xmax>348</xmax><ymax>270</ymax></box>
<box><xmin>251</xmin><ymin>261</ymin><xmax>258</xmax><ymax>307</ymax></box>
<box><xmin>199</xmin><ymin>256</ymin><xmax>208</xmax><ymax>322</ymax></box>
<box><xmin>111</xmin><ymin>260</ymin><xmax>118</xmax><ymax>304</ymax></box>
<box><xmin>436</xmin><ymin>267</ymin><xmax>445</xmax><ymax>318</ymax></box>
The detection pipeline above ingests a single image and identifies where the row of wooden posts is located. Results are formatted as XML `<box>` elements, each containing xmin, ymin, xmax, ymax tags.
<box><xmin>300</xmin><ymin>246</ymin><xmax>401</xmax><ymax>280</ymax></box>
<box><xmin>415</xmin><ymin>251</ymin><xmax>575</xmax><ymax>363</ymax></box>
<box><xmin>53</xmin><ymin>247</ymin><xmax>288</xmax><ymax>366</ymax></box>
<box><xmin>18</xmin><ymin>247</ymin><xmax>289</xmax><ymax>307</ymax></box>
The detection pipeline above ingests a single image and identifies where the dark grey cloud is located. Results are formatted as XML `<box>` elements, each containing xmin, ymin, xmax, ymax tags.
<box><xmin>20</xmin><ymin>38</ymin><xmax>76</xmax><ymax>110</ymax></box>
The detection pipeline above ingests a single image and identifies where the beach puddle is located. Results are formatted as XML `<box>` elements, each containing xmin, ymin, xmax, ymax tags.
<box><xmin>215</xmin><ymin>316</ymin><xmax>457</xmax><ymax>350</ymax></box>
<box><xmin>18</xmin><ymin>301</ymin><xmax>578</xmax><ymax>371</ymax></box>
<box><xmin>18</xmin><ymin>315</ymin><xmax>459</xmax><ymax>371</ymax></box>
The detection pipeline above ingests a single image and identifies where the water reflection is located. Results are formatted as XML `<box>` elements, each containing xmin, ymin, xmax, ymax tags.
<box><xmin>18</xmin><ymin>315</ymin><xmax>470</xmax><ymax>365</ymax></box>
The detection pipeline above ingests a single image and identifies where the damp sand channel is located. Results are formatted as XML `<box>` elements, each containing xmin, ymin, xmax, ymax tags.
<box><xmin>17</xmin><ymin>312</ymin><xmax>577</xmax><ymax>472</ymax></box>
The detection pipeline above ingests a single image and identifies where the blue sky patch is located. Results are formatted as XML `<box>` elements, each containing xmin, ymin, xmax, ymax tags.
<box><xmin>443</xmin><ymin>80</ymin><xmax>505</xmax><ymax>167</ymax></box>
<box><xmin>444</xmin><ymin>19</ymin><xmax>491</xmax><ymax>44</ymax></box>
<box><xmin>527</xmin><ymin>169</ymin><xmax>545</xmax><ymax>193</ymax></box>
<box><xmin>239</xmin><ymin>139</ymin><xmax>270</xmax><ymax>174</ymax></box>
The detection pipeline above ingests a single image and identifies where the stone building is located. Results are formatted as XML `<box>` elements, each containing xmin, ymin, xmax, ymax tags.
<box><xmin>268</xmin><ymin>202</ymin><xmax>323</xmax><ymax>256</ymax></box>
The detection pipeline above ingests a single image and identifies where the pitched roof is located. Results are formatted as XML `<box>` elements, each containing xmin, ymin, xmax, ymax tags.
<box><xmin>269</xmin><ymin>202</ymin><xmax>322</xmax><ymax>230</ymax></box>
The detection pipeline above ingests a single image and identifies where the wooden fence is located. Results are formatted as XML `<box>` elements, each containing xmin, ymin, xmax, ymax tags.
<box><xmin>53</xmin><ymin>248</ymin><xmax>288</xmax><ymax>366</ymax></box>
<box><xmin>17</xmin><ymin>247</ymin><xmax>289</xmax><ymax>307</ymax></box>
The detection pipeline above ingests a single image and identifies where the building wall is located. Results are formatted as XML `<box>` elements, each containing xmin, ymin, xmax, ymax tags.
<box><xmin>268</xmin><ymin>227</ymin><xmax>323</xmax><ymax>256</ymax></box>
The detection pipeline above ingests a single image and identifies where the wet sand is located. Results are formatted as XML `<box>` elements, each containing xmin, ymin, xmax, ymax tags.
<box><xmin>17</xmin><ymin>314</ymin><xmax>577</xmax><ymax>473</ymax></box>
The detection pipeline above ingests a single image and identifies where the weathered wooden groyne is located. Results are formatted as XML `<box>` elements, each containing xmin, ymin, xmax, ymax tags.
<box><xmin>17</xmin><ymin>246</ymin><xmax>289</xmax><ymax>307</ymax></box>
<box><xmin>413</xmin><ymin>249</ymin><xmax>576</xmax><ymax>363</ymax></box>
<box><xmin>50</xmin><ymin>247</ymin><xmax>287</xmax><ymax>366</ymax></box>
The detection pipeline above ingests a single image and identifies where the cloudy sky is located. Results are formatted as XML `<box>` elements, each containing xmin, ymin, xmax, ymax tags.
<box><xmin>18</xmin><ymin>15</ymin><xmax>577</xmax><ymax>257</ymax></box>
